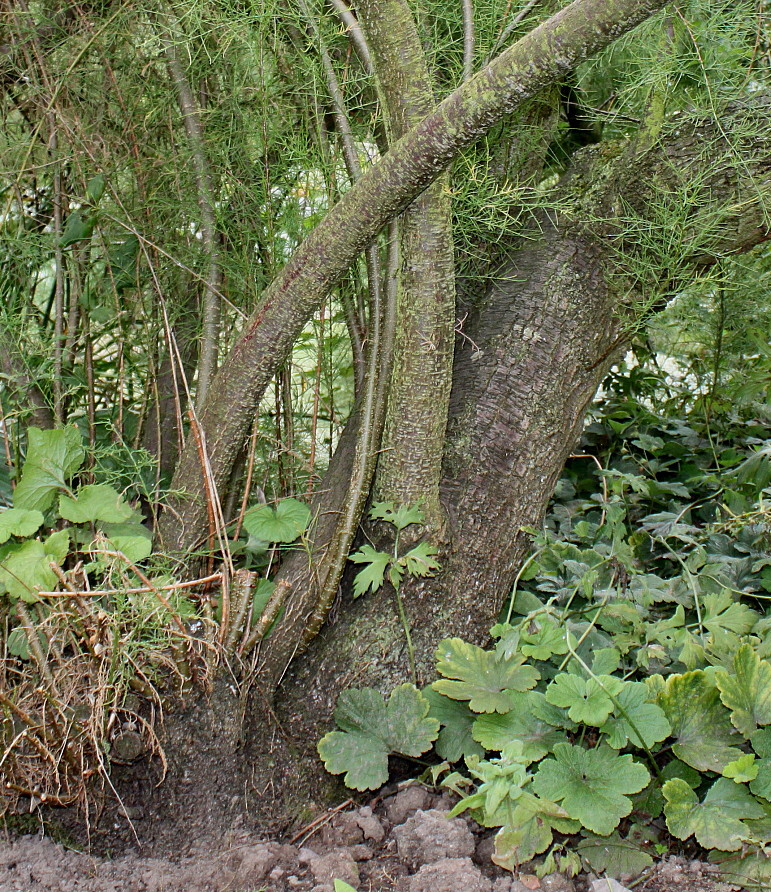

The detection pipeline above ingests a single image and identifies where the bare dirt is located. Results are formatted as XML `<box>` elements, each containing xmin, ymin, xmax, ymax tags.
<box><xmin>0</xmin><ymin>785</ymin><xmax>740</xmax><ymax>892</ymax></box>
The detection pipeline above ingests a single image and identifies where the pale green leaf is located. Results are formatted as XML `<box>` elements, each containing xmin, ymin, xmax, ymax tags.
<box><xmin>433</xmin><ymin>638</ymin><xmax>540</xmax><ymax>713</ymax></box>
<box><xmin>318</xmin><ymin>685</ymin><xmax>438</xmax><ymax>791</ymax></box>
<box><xmin>545</xmin><ymin>674</ymin><xmax>623</xmax><ymax>727</ymax></box>
<box><xmin>59</xmin><ymin>484</ymin><xmax>133</xmax><ymax>524</ymax></box>
<box><xmin>602</xmin><ymin>682</ymin><xmax>671</xmax><ymax>750</ymax></box>
<box><xmin>531</xmin><ymin>743</ymin><xmax>650</xmax><ymax>836</ymax></box>
<box><xmin>472</xmin><ymin>691</ymin><xmax>564</xmax><ymax>762</ymax></box>
<box><xmin>60</xmin><ymin>209</ymin><xmax>95</xmax><ymax>247</ymax></box>
<box><xmin>0</xmin><ymin>540</ymin><xmax>59</xmax><ymax>602</ymax></box>
<box><xmin>0</xmin><ymin>508</ymin><xmax>44</xmax><ymax>543</ymax></box>
<box><xmin>349</xmin><ymin>545</ymin><xmax>390</xmax><ymax>597</ymax></box>
<box><xmin>519</xmin><ymin>618</ymin><xmax>569</xmax><ymax>660</ymax></box>
<box><xmin>716</xmin><ymin>644</ymin><xmax>771</xmax><ymax>736</ymax></box>
<box><xmin>14</xmin><ymin>426</ymin><xmax>84</xmax><ymax>511</ymax></box>
<box><xmin>492</xmin><ymin>792</ymin><xmax>575</xmax><ymax>870</ymax></box>
<box><xmin>724</xmin><ymin>754</ymin><xmax>758</xmax><ymax>784</ymax></box>
<box><xmin>44</xmin><ymin>528</ymin><xmax>70</xmax><ymax>563</ymax></box>
<box><xmin>242</xmin><ymin>498</ymin><xmax>310</xmax><ymax>543</ymax></box>
<box><xmin>98</xmin><ymin>523</ymin><xmax>152</xmax><ymax>563</ymax></box>
<box><xmin>576</xmin><ymin>831</ymin><xmax>654</xmax><ymax>879</ymax></box>
<box><xmin>333</xmin><ymin>882</ymin><xmax>358</xmax><ymax>892</ymax></box>
<box><xmin>664</xmin><ymin>777</ymin><xmax>766</xmax><ymax>851</ymax></box>
<box><xmin>658</xmin><ymin>671</ymin><xmax>743</xmax><ymax>772</ymax></box>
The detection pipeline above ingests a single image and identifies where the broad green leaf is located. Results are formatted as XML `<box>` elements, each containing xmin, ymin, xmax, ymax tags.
<box><xmin>576</xmin><ymin>831</ymin><xmax>654</xmax><ymax>879</ymax></box>
<box><xmin>711</xmin><ymin>850</ymin><xmax>771</xmax><ymax>891</ymax></box>
<box><xmin>59</xmin><ymin>484</ymin><xmax>133</xmax><ymax>524</ymax></box>
<box><xmin>531</xmin><ymin>743</ymin><xmax>649</xmax><ymax>836</ymax></box>
<box><xmin>242</xmin><ymin>498</ymin><xmax>310</xmax><ymax>543</ymax></box>
<box><xmin>519</xmin><ymin>618</ymin><xmax>569</xmax><ymax>661</ymax></box>
<box><xmin>14</xmin><ymin>426</ymin><xmax>84</xmax><ymax>511</ymax></box>
<box><xmin>369</xmin><ymin>501</ymin><xmax>423</xmax><ymax>531</ymax></box>
<box><xmin>44</xmin><ymin>528</ymin><xmax>70</xmax><ymax>563</ymax></box>
<box><xmin>86</xmin><ymin>174</ymin><xmax>106</xmax><ymax>202</ymax></box>
<box><xmin>60</xmin><ymin>209</ymin><xmax>95</xmax><ymax>247</ymax></box>
<box><xmin>749</xmin><ymin>730</ymin><xmax>771</xmax><ymax>800</ymax></box>
<box><xmin>98</xmin><ymin>523</ymin><xmax>153</xmax><ymax>563</ymax></box>
<box><xmin>715</xmin><ymin>644</ymin><xmax>771</xmax><ymax>736</ymax></box>
<box><xmin>658</xmin><ymin>671</ymin><xmax>743</xmax><ymax>772</ymax></box>
<box><xmin>6</xmin><ymin>625</ymin><xmax>48</xmax><ymax>660</ymax></box>
<box><xmin>433</xmin><ymin>638</ymin><xmax>540</xmax><ymax>713</ymax></box>
<box><xmin>349</xmin><ymin>545</ymin><xmax>391</xmax><ymax>597</ymax></box>
<box><xmin>333</xmin><ymin>882</ymin><xmax>358</xmax><ymax>892</ymax></box>
<box><xmin>0</xmin><ymin>508</ymin><xmax>44</xmax><ymax>543</ymax></box>
<box><xmin>400</xmin><ymin>541</ymin><xmax>440</xmax><ymax>578</ymax></box>
<box><xmin>492</xmin><ymin>792</ymin><xmax>576</xmax><ymax>870</ymax></box>
<box><xmin>545</xmin><ymin>673</ymin><xmax>623</xmax><ymax>727</ymax></box>
<box><xmin>602</xmin><ymin>681</ymin><xmax>671</xmax><ymax>750</ymax></box>
<box><xmin>724</xmin><ymin>754</ymin><xmax>758</xmax><ymax>784</ymax></box>
<box><xmin>318</xmin><ymin>685</ymin><xmax>438</xmax><ymax>791</ymax></box>
<box><xmin>250</xmin><ymin>577</ymin><xmax>276</xmax><ymax>622</ymax></box>
<box><xmin>0</xmin><ymin>539</ymin><xmax>59</xmax><ymax>601</ymax></box>
<box><xmin>663</xmin><ymin>777</ymin><xmax>766</xmax><ymax>851</ymax></box>
<box><xmin>423</xmin><ymin>688</ymin><xmax>484</xmax><ymax>762</ymax></box>
<box><xmin>472</xmin><ymin>691</ymin><xmax>564</xmax><ymax>762</ymax></box>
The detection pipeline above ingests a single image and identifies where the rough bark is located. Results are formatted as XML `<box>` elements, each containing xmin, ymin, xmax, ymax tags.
<box><xmin>276</xmin><ymin>101</ymin><xmax>771</xmax><ymax>722</ymax></box>
<box><xmin>357</xmin><ymin>0</ymin><xmax>457</xmax><ymax>528</ymax></box>
<box><xmin>160</xmin><ymin>0</ymin><xmax>671</xmax><ymax>553</ymax></box>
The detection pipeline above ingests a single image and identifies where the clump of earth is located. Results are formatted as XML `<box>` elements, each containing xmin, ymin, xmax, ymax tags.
<box><xmin>0</xmin><ymin>785</ymin><xmax>739</xmax><ymax>892</ymax></box>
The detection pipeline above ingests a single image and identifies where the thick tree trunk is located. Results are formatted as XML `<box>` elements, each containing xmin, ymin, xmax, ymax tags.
<box><xmin>160</xmin><ymin>0</ymin><xmax>670</xmax><ymax>553</ymax></box>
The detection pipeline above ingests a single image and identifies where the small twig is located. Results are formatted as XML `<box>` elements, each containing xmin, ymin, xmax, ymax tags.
<box><xmin>289</xmin><ymin>798</ymin><xmax>355</xmax><ymax>845</ymax></box>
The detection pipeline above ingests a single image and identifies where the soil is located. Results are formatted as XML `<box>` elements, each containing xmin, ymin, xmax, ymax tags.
<box><xmin>0</xmin><ymin>785</ymin><xmax>741</xmax><ymax>892</ymax></box>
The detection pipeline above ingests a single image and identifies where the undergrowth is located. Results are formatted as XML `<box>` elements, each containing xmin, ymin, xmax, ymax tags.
<box><xmin>319</xmin><ymin>358</ymin><xmax>771</xmax><ymax>889</ymax></box>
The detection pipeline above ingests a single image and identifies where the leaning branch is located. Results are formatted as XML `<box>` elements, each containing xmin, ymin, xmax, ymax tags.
<box><xmin>162</xmin><ymin>0</ymin><xmax>671</xmax><ymax>552</ymax></box>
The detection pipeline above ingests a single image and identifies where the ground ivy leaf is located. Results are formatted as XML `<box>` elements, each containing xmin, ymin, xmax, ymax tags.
<box><xmin>319</xmin><ymin>685</ymin><xmax>438</xmax><ymax>791</ymax></box>
<box><xmin>576</xmin><ymin>831</ymin><xmax>654</xmax><ymax>879</ymax></box>
<box><xmin>531</xmin><ymin>743</ymin><xmax>649</xmax><ymax>836</ymax></box>
<box><xmin>603</xmin><ymin>681</ymin><xmax>671</xmax><ymax>750</ymax></box>
<box><xmin>242</xmin><ymin>498</ymin><xmax>310</xmax><ymax>543</ymax></box>
<box><xmin>0</xmin><ymin>508</ymin><xmax>44</xmax><ymax>543</ymax></box>
<box><xmin>545</xmin><ymin>674</ymin><xmax>623</xmax><ymax>727</ymax></box>
<box><xmin>14</xmin><ymin>426</ymin><xmax>85</xmax><ymax>511</ymax></box>
<box><xmin>658</xmin><ymin>671</ymin><xmax>743</xmax><ymax>772</ymax></box>
<box><xmin>433</xmin><ymin>638</ymin><xmax>539</xmax><ymax>713</ymax></box>
<box><xmin>349</xmin><ymin>545</ymin><xmax>390</xmax><ymax>597</ymax></box>
<box><xmin>715</xmin><ymin>644</ymin><xmax>771</xmax><ymax>737</ymax></box>
<box><xmin>59</xmin><ymin>484</ymin><xmax>134</xmax><ymax>524</ymax></box>
<box><xmin>472</xmin><ymin>691</ymin><xmax>564</xmax><ymax>762</ymax></box>
<box><xmin>663</xmin><ymin>777</ymin><xmax>766</xmax><ymax>851</ymax></box>
<box><xmin>423</xmin><ymin>688</ymin><xmax>484</xmax><ymax>762</ymax></box>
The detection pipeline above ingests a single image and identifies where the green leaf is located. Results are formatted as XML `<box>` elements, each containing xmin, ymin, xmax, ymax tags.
<box><xmin>433</xmin><ymin>638</ymin><xmax>540</xmax><ymax>713</ymax></box>
<box><xmin>663</xmin><ymin>777</ymin><xmax>766</xmax><ymax>851</ymax></box>
<box><xmin>602</xmin><ymin>682</ymin><xmax>671</xmax><ymax>750</ymax></box>
<box><xmin>710</xmin><ymin>850</ymin><xmax>771</xmax><ymax>890</ymax></box>
<box><xmin>749</xmin><ymin>730</ymin><xmax>771</xmax><ymax>800</ymax></box>
<box><xmin>333</xmin><ymin>882</ymin><xmax>358</xmax><ymax>892</ymax></box>
<box><xmin>400</xmin><ymin>541</ymin><xmax>440</xmax><ymax>578</ymax></box>
<box><xmin>519</xmin><ymin>618</ymin><xmax>569</xmax><ymax>660</ymax></box>
<box><xmin>576</xmin><ymin>831</ymin><xmax>654</xmax><ymax>879</ymax></box>
<box><xmin>715</xmin><ymin>644</ymin><xmax>771</xmax><ymax>737</ymax></box>
<box><xmin>242</xmin><ymin>498</ymin><xmax>310</xmax><ymax>543</ymax></box>
<box><xmin>0</xmin><ymin>539</ymin><xmax>59</xmax><ymax>602</ymax></box>
<box><xmin>98</xmin><ymin>523</ymin><xmax>153</xmax><ymax>563</ymax></box>
<box><xmin>423</xmin><ymin>688</ymin><xmax>484</xmax><ymax>762</ymax></box>
<box><xmin>44</xmin><ymin>528</ymin><xmax>70</xmax><ymax>563</ymax></box>
<box><xmin>349</xmin><ymin>545</ymin><xmax>391</xmax><ymax>597</ymax></box>
<box><xmin>724</xmin><ymin>754</ymin><xmax>758</xmax><ymax>784</ymax></box>
<box><xmin>86</xmin><ymin>174</ymin><xmax>106</xmax><ymax>203</ymax></box>
<box><xmin>14</xmin><ymin>426</ymin><xmax>85</xmax><ymax>512</ymax></box>
<box><xmin>472</xmin><ymin>691</ymin><xmax>564</xmax><ymax>763</ymax></box>
<box><xmin>531</xmin><ymin>743</ymin><xmax>650</xmax><ymax>836</ymax></box>
<box><xmin>60</xmin><ymin>209</ymin><xmax>95</xmax><ymax>247</ymax></box>
<box><xmin>59</xmin><ymin>484</ymin><xmax>134</xmax><ymax>524</ymax></box>
<box><xmin>658</xmin><ymin>671</ymin><xmax>743</xmax><ymax>772</ymax></box>
<box><xmin>492</xmin><ymin>791</ymin><xmax>578</xmax><ymax>870</ymax></box>
<box><xmin>545</xmin><ymin>673</ymin><xmax>623</xmax><ymax>727</ymax></box>
<box><xmin>0</xmin><ymin>508</ymin><xmax>44</xmax><ymax>543</ymax></box>
<box><xmin>369</xmin><ymin>501</ymin><xmax>423</xmax><ymax>531</ymax></box>
<box><xmin>317</xmin><ymin>685</ymin><xmax>439</xmax><ymax>791</ymax></box>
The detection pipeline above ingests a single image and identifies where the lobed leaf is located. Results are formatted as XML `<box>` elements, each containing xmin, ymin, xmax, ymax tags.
<box><xmin>14</xmin><ymin>426</ymin><xmax>84</xmax><ymax>512</ymax></box>
<box><xmin>715</xmin><ymin>644</ymin><xmax>771</xmax><ymax>737</ymax></box>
